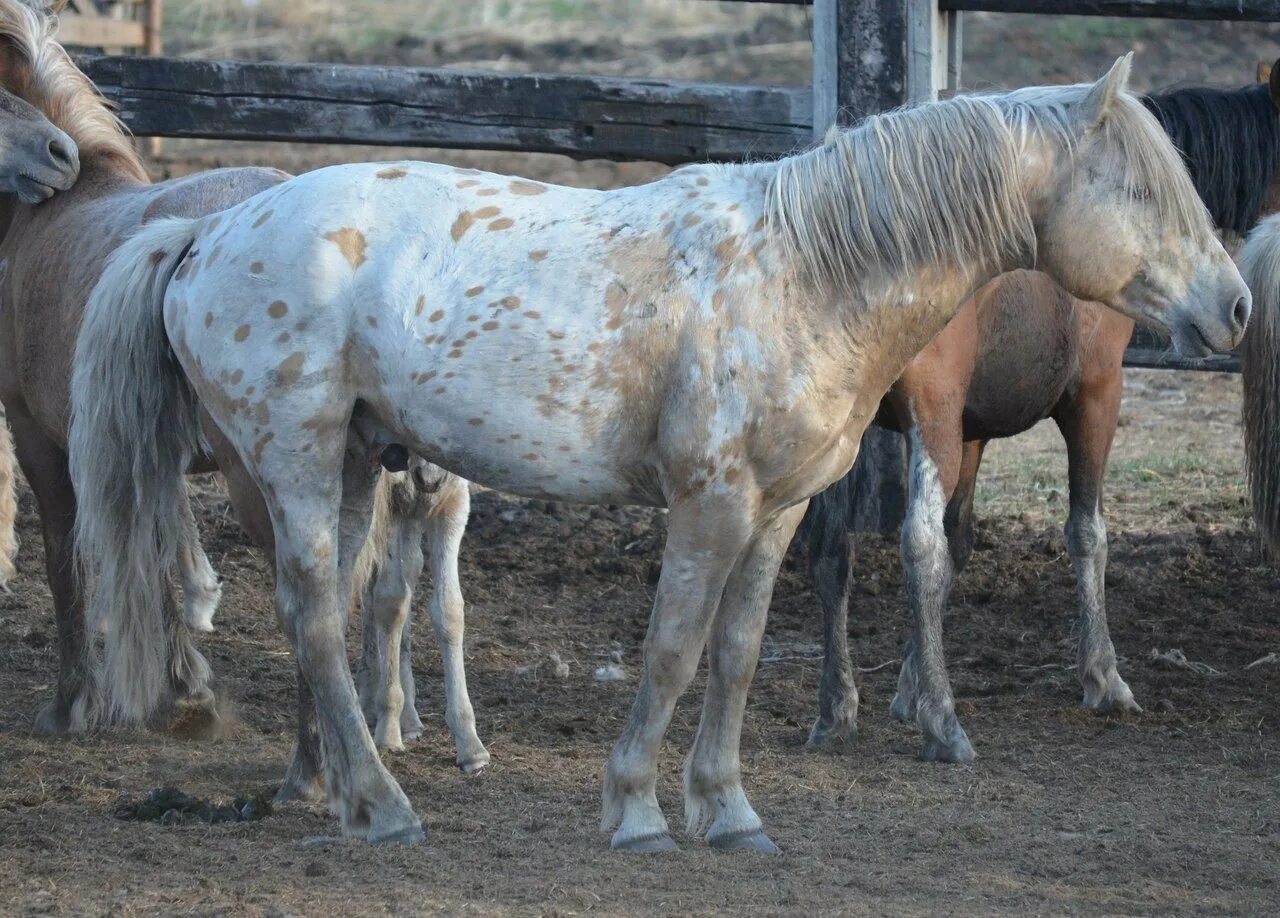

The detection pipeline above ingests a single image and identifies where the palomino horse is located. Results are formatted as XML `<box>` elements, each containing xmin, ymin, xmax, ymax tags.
<box><xmin>1243</xmin><ymin>215</ymin><xmax>1280</xmax><ymax>549</ymax></box>
<box><xmin>805</xmin><ymin>72</ymin><xmax>1280</xmax><ymax>761</ymax></box>
<box><xmin>0</xmin><ymin>0</ymin><xmax>490</xmax><ymax>774</ymax></box>
<box><xmin>71</xmin><ymin>58</ymin><xmax>1245</xmax><ymax>850</ymax></box>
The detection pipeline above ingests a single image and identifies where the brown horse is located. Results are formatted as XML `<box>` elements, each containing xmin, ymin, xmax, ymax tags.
<box><xmin>806</xmin><ymin>71</ymin><xmax>1280</xmax><ymax>760</ymax></box>
<box><xmin>0</xmin><ymin>2</ymin><xmax>491</xmax><ymax>780</ymax></box>
<box><xmin>0</xmin><ymin>0</ymin><xmax>287</xmax><ymax>732</ymax></box>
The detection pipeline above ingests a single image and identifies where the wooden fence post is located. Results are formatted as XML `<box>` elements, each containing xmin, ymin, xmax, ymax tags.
<box><xmin>812</xmin><ymin>0</ymin><xmax>910</xmax><ymax>534</ymax></box>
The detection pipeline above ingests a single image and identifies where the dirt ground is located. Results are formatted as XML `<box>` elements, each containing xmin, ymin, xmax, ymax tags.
<box><xmin>1</xmin><ymin>9</ymin><xmax>1279</xmax><ymax>917</ymax></box>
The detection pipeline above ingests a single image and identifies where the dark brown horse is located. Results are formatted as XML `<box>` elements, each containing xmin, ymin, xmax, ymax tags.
<box><xmin>806</xmin><ymin>71</ymin><xmax>1280</xmax><ymax>761</ymax></box>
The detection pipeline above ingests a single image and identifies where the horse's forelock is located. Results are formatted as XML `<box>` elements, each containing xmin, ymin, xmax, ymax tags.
<box><xmin>0</xmin><ymin>0</ymin><xmax>145</xmax><ymax>179</ymax></box>
<box><xmin>1143</xmin><ymin>84</ymin><xmax>1280</xmax><ymax>237</ymax></box>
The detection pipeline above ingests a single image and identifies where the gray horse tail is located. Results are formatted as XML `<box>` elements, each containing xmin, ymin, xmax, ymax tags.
<box><xmin>1242</xmin><ymin>214</ymin><xmax>1280</xmax><ymax>559</ymax></box>
<box><xmin>69</xmin><ymin>216</ymin><xmax>206</xmax><ymax>724</ymax></box>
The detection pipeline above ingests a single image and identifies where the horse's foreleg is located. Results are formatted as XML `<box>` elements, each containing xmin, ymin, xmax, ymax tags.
<box><xmin>177</xmin><ymin>484</ymin><xmax>223</xmax><ymax>633</ymax></box>
<box><xmin>685</xmin><ymin>501</ymin><xmax>807</xmax><ymax>854</ymax></box>
<box><xmin>1056</xmin><ymin>380</ymin><xmax>1139</xmax><ymax>714</ymax></box>
<box><xmin>602</xmin><ymin>497</ymin><xmax>752</xmax><ymax>852</ymax></box>
<box><xmin>0</xmin><ymin>405</ymin><xmax>20</xmax><ymax>589</ymax></box>
<box><xmin>894</xmin><ymin>420</ymin><xmax>973</xmax><ymax>763</ymax></box>
<box><xmin>423</xmin><ymin>481</ymin><xmax>489</xmax><ymax>773</ymax></box>
<box><xmin>11</xmin><ymin>413</ymin><xmax>91</xmax><ymax>734</ymax></box>
<box><xmin>805</xmin><ymin>482</ymin><xmax>859</xmax><ymax>750</ymax></box>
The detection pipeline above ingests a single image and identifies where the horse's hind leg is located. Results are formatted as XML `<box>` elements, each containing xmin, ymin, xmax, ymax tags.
<box><xmin>1055</xmin><ymin>376</ymin><xmax>1140</xmax><ymax>714</ymax></box>
<box><xmin>0</xmin><ymin>405</ymin><xmax>21</xmax><ymax>589</ymax></box>
<box><xmin>177</xmin><ymin>484</ymin><xmax>223</xmax><ymax>633</ymax></box>
<box><xmin>893</xmin><ymin>417</ymin><xmax>973</xmax><ymax>763</ymax></box>
<box><xmin>423</xmin><ymin>480</ymin><xmax>489</xmax><ymax>773</ymax></box>
<box><xmin>685</xmin><ymin>501</ymin><xmax>808</xmax><ymax>853</ymax></box>
<box><xmin>267</xmin><ymin>431</ymin><xmax>420</xmax><ymax>841</ymax></box>
<box><xmin>944</xmin><ymin>440</ymin><xmax>986</xmax><ymax>574</ymax></box>
<box><xmin>805</xmin><ymin>482</ymin><xmax>859</xmax><ymax>750</ymax></box>
<box><xmin>602</xmin><ymin>496</ymin><xmax>753</xmax><ymax>852</ymax></box>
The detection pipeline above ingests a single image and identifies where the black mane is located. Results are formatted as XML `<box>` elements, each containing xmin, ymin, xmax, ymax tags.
<box><xmin>1143</xmin><ymin>84</ymin><xmax>1280</xmax><ymax>237</ymax></box>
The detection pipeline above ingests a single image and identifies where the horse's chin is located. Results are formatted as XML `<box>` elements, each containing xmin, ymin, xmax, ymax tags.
<box><xmin>12</xmin><ymin>174</ymin><xmax>56</xmax><ymax>205</ymax></box>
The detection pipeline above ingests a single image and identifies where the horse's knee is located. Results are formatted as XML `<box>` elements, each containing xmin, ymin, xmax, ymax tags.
<box><xmin>1065</xmin><ymin>511</ymin><xmax>1106</xmax><ymax>559</ymax></box>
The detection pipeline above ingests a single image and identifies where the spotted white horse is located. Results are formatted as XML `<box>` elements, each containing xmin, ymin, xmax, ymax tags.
<box><xmin>70</xmin><ymin>58</ymin><xmax>1247</xmax><ymax>850</ymax></box>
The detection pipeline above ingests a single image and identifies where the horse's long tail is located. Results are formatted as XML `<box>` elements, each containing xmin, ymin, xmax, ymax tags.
<box><xmin>0</xmin><ymin>407</ymin><xmax>20</xmax><ymax>589</ymax></box>
<box><xmin>69</xmin><ymin>216</ymin><xmax>205</xmax><ymax>724</ymax></box>
<box><xmin>1241</xmin><ymin>215</ymin><xmax>1280</xmax><ymax>559</ymax></box>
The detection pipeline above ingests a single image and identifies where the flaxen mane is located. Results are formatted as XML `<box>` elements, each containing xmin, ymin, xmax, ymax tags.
<box><xmin>768</xmin><ymin>83</ymin><xmax>1210</xmax><ymax>301</ymax></box>
<box><xmin>1144</xmin><ymin>84</ymin><xmax>1280</xmax><ymax>238</ymax></box>
<box><xmin>1240</xmin><ymin>215</ymin><xmax>1280</xmax><ymax>556</ymax></box>
<box><xmin>0</xmin><ymin>0</ymin><xmax>145</xmax><ymax>179</ymax></box>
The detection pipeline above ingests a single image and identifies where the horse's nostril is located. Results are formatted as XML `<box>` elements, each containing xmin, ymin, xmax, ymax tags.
<box><xmin>1233</xmin><ymin>295</ymin><xmax>1251</xmax><ymax>332</ymax></box>
<box><xmin>47</xmin><ymin>137</ymin><xmax>74</xmax><ymax>169</ymax></box>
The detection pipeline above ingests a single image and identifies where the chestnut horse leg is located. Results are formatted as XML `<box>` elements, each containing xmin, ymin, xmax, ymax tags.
<box><xmin>944</xmin><ymin>440</ymin><xmax>986</xmax><ymax>573</ymax></box>
<box><xmin>1053</xmin><ymin>351</ymin><xmax>1140</xmax><ymax>714</ymax></box>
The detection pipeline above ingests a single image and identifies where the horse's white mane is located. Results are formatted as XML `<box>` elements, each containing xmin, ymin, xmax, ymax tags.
<box><xmin>0</xmin><ymin>0</ymin><xmax>146</xmax><ymax>179</ymax></box>
<box><xmin>767</xmin><ymin>83</ymin><xmax>1210</xmax><ymax>300</ymax></box>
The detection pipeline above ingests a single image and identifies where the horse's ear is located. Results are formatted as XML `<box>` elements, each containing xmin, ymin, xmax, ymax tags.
<box><xmin>1269</xmin><ymin>58</ymin><xmax>1280</xmax><ymax>111</ymax></box>
<box><xmin>1081</xmin><ymin>53</ymin><xmax>1133</xmax><ymax>126</ymax></box>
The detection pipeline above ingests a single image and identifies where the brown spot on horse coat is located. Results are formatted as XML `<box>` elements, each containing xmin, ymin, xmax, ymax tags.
<box><xmin>456</xmin><ymin>179</ymin><xmax>480</xmax><ymax>189</ymax></box>
<box><xmin>267</xmin><ymin>300</ymin><xmax>288</xmax><ymax>319</ymax></box>
<box><xmin>429</xmin><ymin>310</ymin><xmax>445</xmax><ymax>323</ymax></box>
<box><xmin>474</xmin><ymin>206</ymin><xmax>501</xmax><ymax>220</ymax></box>
<box><xmin>229</xmin><ymin>369</ymin><xmax>244</xmax><ymax>385</ymax></box>
<box><xmin>468</xmin><ymin>418</ymin><xmax>485</xmax><ymax>426</ymax></box>
<box><xmin>415</xmin><ymin>295</ymin><xmax>426</xmax><ymax>316</ymax></box>
<box><xmin>250</xmin><ymin>261</ymin><xmax>264</xmax><ymax>274</ymax></box>
<box><xmin>377</xmin><ymin>167</ymin><xmax>408</xmax><ymax>180</ymax></box>
<box><xmin>500</xmin><ymin>296</ymin><xmax>521</xmax><ymax>311</ymax></box>
<box><xmin>465</xmin><ymin>285</ymin><xmax>485</xmax><ymax>297</ymax></box>
<box><xmin>510</xmin><ymin>180</ymin><xmax>546</xmax><ymax>196</ymax></box>
<box><xmin>476</xmin><ymin>188</ymin><xmax>499</xmax><ymax>197</ymax></box>
<box><xmin>204</xmin><ymin>312</ymin><xmax>214</xmax><ymax>328</ymax></box>
<box><xmin>252</xmin><ymin>210</ymin><xmax>273</xmax><ymax>228</ymax></box>
<box><xmin>276</xmin><ymin>351</ymin><xmax>306</xmax><ymax>387</ymax></box>
<box><xmin>252</xmin><ymin>431</ymin><xmax>276</xmax><ymax>464</ymax></box>
<box><xmin>451</xmin><ymin>211</ymin><xmax>476</xmax><ymax>241</ymax></box>
<box><xmin>529</xmin><ymin>250</ymin><xmax>548</xmax><ymax>262</ymax></box>
<box><xmin>488</xmin><ymin>218</ymin><xmax>515</xmax><ymax>231</ymax></box>
<box><xmin>522</xmin><ymin>453</ymin><xmax>540</xmax><ymax>461</ymax></box>
<box><xmin>150</xmin><ymin>249</ymin><xmax>166</xmax><ymax>265</ymax></box>
<box><xmin>323</xmin><ymin>228</ymin><xmax>368</xmax><ymax>270</ymax></box>
<box><xmin>234</xmin><ymin>324</ymin><xmax>251</xmax><ymax>342</ymax></box>
<box><xmin>482</xmin><ymin>321</ymin><xmax>500</xmax><ymax>331</ymax></box>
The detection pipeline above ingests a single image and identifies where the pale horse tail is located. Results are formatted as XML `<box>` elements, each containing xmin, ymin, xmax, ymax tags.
<box><xmin>1242</xmin><ymin>214</ymin><xmax>1280</xmax><ymax>560</ymax></box>
<box><xmin>69</xmin><ymin>216</ymin><xmax>206</xmax><ymax>724</ymax></box>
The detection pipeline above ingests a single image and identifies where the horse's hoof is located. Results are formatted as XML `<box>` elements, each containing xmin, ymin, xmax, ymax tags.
<box><xmin>805</xmin><ymin>718</ymin><xmax>858</xmax><ymax>752</ymax></box>
<box><xmin>275</xmin><ymin>776</ymin><xmax>325</xmax><ymax>805</ymax></box>
<box><xmin>708</xmin><ymin>829</ymin><xmax>782</xmax><ymax>855</ymax></box>
<box><xmin>459</xmin><ymin>750</ymin><xmax>491</xmax><ymax>776</ymax></box>
<box><xmin>33</xmin><ymin>702</ymin><xmax>72</xmax><ymax>736</ymax></box>
<box><xmin>369</xmin><ymin>821</ymin><xmax>425</xmax><ymax>846</ymax></box>
<box><xmin>1083</xmin><ymin>683</ymin><xmax>1143</xmax><ymax>715</ymax></box>
<box><xmin>611</xmin><ymin>832</ymin><xmax>678</xmax><ymax>853</ymax></box>
<box><xmin>920</xmin><ymin>730</ymin><xmax>976</xmax><ymax>764</ymax></box>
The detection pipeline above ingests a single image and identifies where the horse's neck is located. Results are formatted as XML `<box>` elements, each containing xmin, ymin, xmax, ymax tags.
<box><xmin>0</xmin><ymin>152</ymin><xmax>146</xmax><ymax>248</ymax></box>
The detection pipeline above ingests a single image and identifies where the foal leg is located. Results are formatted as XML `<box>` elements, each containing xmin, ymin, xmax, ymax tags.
<box><xmin>177</xmin><ymin>485</ymin><xmax>223</xmax><ymax>633</ymax></box>
<box><xmin>805</xmin><ymin>482</ymin><xmax>859</xmax><ymax>750</ymax></box>
<box><xmin>892</xmin><ymin>420</ymin><xmax>973</xmax><ymax>763</ymax></box>
<box><xmin>423</xmin><ymin>481</ymin><xmax>489</xmax><ymax>773</ymax></box>
<box><xmin>0</xmin><ymin>406</ymin><xmax>20</xmax><ymax>589</ymax></box>
<box><xmin>685</xmin><ymin>501</ymin><xmax>808</xmax><ymax>853</ymax></box>
<box><xmin>602</xmin><ymin>497</ymin><xmax>752</xmax><ymax>852</ymax></box>
<box><xmin>1055</xmin><ymin>382</ymin><xmax>1140</xmax><ymax>713</ymax></box>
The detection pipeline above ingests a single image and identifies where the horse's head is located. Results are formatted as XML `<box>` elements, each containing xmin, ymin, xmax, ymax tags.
<box><xmin>1028</xmin><ymin>56</ymin><xmax>1249</xmax><ymax>357</ymax></box>
<box><xmin>0</xmin><ymin>82</ymin><xmax>76</xmax><ymax>203</ymax></box>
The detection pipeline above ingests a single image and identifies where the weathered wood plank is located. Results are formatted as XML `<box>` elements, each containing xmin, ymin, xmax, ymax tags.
<box><xmin>78</xmin><ymin>55</ymin><xmax>813</xmax><ymax>164</ymax></box>
<box><xmin>938</xmin><ymin>0</ymin><xmax>1280</xmax><ymax>19</ymax></box>
<box><xmin>57</xmin><ymin>15</ymin><xmax>146</xmax><ymax>49</ymax></box>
